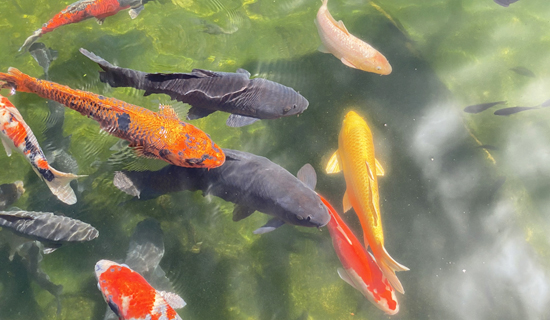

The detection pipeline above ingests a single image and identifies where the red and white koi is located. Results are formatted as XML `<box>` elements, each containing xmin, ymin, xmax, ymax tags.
<box><xmin>321</xmin><ymin>194</ymin><xmax>399</xmax><ymax>315</ymax></box>
<box><xmin>0</xmin><ymin>94</ymin><xmax>82</xmax><ymax>205</ymax></box>
<box><xmin>95</xmin><ymin>259</ymin><xmax>185</xmax><ymax>320</ymax></box>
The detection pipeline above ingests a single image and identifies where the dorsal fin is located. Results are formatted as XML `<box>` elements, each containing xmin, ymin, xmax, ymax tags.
<box><xmin>337</xmin><ymin>20</ymin><xmax>350</xmax><ymax>35</ymax></box>
<box><xmin>158</xmin><ymin>290</ymin><xmax>186</xmax><ymax>309</ymax></box>
<box><xmin>297</xmin><ymin>164</ymin><xmax>317</xmax><ymax>190</ymax></box>
<box><xmin>158</xmin><ymin>104</ymin><xmax>179</xmax><ymax>119</ymax></box>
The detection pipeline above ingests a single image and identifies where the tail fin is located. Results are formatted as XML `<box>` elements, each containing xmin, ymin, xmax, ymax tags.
<box><xmin>0</xmin><ymin>68</ymin><xmax>34</xmax><ymax>93</ymax></box>
<box><xmin>19</xmin><ymin>28</ymin><xmax>44</xmax><ymax>52</ymax></box>
<box><xmin>378</xmin><ymin>246</ymin><xmax>409</xmax><ymax>294</ymax></box>
<box><xmin>44</xmin><ymin>167</ymin><xmax>86</xmax><ymax>205</ymax></box>
<box><xmin>79</xmin><ymin>48</ymin><xmax>149</xmax><ymax>90</ymax></box>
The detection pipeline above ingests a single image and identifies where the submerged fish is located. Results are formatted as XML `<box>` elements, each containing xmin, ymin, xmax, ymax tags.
<box><xmin>0</xmin><ymin>68</ymin><xmax>225</xmax><ymax>169</ymax></box>
<box><xmin>42</xmin><ymin>100</ymin><xmax>79</xmax><ymax>173</ymax></box>
<box><xmin>326</xmin><ymin>111</ymin><xmax>408</xmax><ymax>294</ymax></box>
<box><xmin>0</xmin><ymin>181</ymin><xmax>25</xmax><ymax>210</ymax></box>
<box><xmin>510</xmin><ymin>66</ymin><xmax>535</xmax><ymax>78</ymax></box>
<box><xmin>463</xmin><ymin>101</ymin><xmax>506</xmax><ymax>114</ymax></box>
<box><xmin>95</xmin><ymin>259</ymin><xmax>185</xmax><ymax>320</ymax></box>
<box><xmin>0</xmin><ymin>94</ymin><xmax>83</xmax><ymax>204</ymax></box>
<box><xmin>104</xmin><ymin>219</ymin><xmax>176</xmax><ymax>320</ymax></box>
<box><xmin>494</xmin><ymin>0</ymin><xmax>520</xmax><ymax>7</ymax></box>
<box><xmin>321</xmin><ymin>193</ymin><xmax>399</xmax><ymax>314</ymax></box>
<box><xmin>80</xmin><ymin>49</ymin><xmax>309</xmax><ymax>127</ymax></box>
<box><xmin>19</xmin><ymin>0</ymin><xmax>148</xmax><ymax>52</ymax></box>
<box><xmin>0</xmin><ymin>210</ymin><xmax>98</xmax><ymax>251</ymax></box>
<box><xmin>113</xmin><ymin>149</ymin><xmax>331</xmax><ymax>234</ymax></box>
<box><xmin>315</xmin><ymin>0</ymin><xmax>391</xmax><ymax>75</ymax></box>
<box><xmin>493</xmin><ymin>106</ymin><xmax>539</xmax><ymax>116</ymax></box>
<box><xmin>28</xmin><ymin>43</ymin><xmax>58</xmax><ymax>79</ymax></box>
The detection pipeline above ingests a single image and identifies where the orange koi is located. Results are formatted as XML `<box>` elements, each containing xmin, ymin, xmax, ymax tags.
<box><xmin>326</xmin><ymin>111</ymin><xmax>408</xmax><ymax>293</ymax></box>
<box><xmin>0</xmin><ymin>94</ymin><xmax>83</xmax><ymax>205</ymax></box>
<box><xmin>95</xmin><ymin>260</ymin><xmax>185</xmax><ymax>320</ymax></box>
<box><xmin>0</xmin><ymin>68</ymin><xmax>225</xmax><ymax>169</ymax></box>
<box><xmin>19</xmin><ymin>0</ymin><xmax>147</xmax><ymax>52</ymax></box>
<box><xmin>321</xmin><ymin>194</ymin><xmax>399</xmax><ymax>315</ymax></box>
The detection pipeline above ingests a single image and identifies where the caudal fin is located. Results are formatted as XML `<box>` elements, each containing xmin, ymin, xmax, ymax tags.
<box><xmin>378</xmin><ymin>246</ymin><xmax>409</xmax><ymax>294</ymax></box>
<box><xmin>45</xmin><ymin>167</ymin><xmax>86</xmax><ymax>205</ymax></box>
<box><xmin>19</xmin><ymin>28</ymin><xmax>44</xmax><ymax>52</ymax></box>
<box><xmin>79</xmin><ymin>48</ymin><xmax>148</xmax><ymax>90</ymax></box>
<box><xmin>0</xmin><ymin>68</ymin><xmax>34</xmax><ymax>93</ymax></box>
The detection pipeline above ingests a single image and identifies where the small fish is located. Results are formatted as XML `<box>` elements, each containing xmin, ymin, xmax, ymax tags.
<box><xmin>494</xmin><ymin>0</ymin><xmax>520</xmax><ymax>7</ymax></box>
<box><xmin>326</xmin><ymin>111</ymin><xmax>408</xmax><ymax>294</ymax></box>
<box><xmin>80</xmin><ymin>49</ymin><xmax>309</xmax><ymax>127</ymax></box>
<box><xmin>0</xmin><ymin>210</ymin><xmax>98</xmax><ymax>251</ymax></box>
<box><xmin>104</xmin><ymin>219</ymin><xmax>174</xmax><ymax>320</ymax></box>
<box><xmin>0</xmin><ymin>94</ymin><xmax>83</xmax><ymax>204</ymax></box>
<box><xmin>493</xmin><ymin>106</ymin><xmax>539</xmax><ymax>116</ymax></box>
<box><xmin>95</xmin><ymin>259</ymin><xmax>185</xmax><ymax>320</ymax></box>
<box><xmin>315</xmin><ymin>0</ymin><xmax>391</xmax><ymax>75</ymax></box>
<box><xmin>463</xmin><ymin>101</ymin><xmax>506</xmax><ymax>114</ymax></box>
<box><xmin>539</xmin><ymin>99</ymin><xmax>550</xmax><ymax>108</ymax></box>
<box><xmin>510</xmin><ymin>66</ymin><xmax>535</xmax><ymax>78</ymax></box>
<box><xmin>0</xmin><ymin>181</ymin><xmax>25</xmax><ymax>210</ymax></box>
<box><xmin>28</xmin><ymin>43</ymin><xmax>58</xmax><ymax>79</ymax></box>
<box><xmin>19</xmin><ymin>0</ymin><xmax>148</xmax><ymax>52</ymax></box>
<box><xmin>321</xmin><ymin>193</ymin><xmax>399</xmax><ymax>315</ymax></box>
<box><xmin>113</xmin><ymin>149</ymin><xmax>331</xmax><ymax>234</ymax></box>
<box><xmin>0</xmin><ymin>68</ymin><xmax>225</xmax><ymax>169</ymax></box>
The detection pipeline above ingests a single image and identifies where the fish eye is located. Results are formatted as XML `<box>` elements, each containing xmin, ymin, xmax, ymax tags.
<box><xmin>293</xmin><ymin>104</ymin><xmax>297</xmax><ymax>109</ymax></box>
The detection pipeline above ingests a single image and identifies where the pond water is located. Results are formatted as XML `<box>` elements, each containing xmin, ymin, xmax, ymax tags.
<box><xmin>0</xmin><ymin>0</ymin><xmax>549</xmax><ymax>319</ymax></box>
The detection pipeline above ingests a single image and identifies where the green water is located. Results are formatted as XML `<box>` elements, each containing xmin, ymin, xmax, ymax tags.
<box><xmin>1</xmin><ymin>0</ymin><xmax>550</xmax><ymax>319</ymax></box>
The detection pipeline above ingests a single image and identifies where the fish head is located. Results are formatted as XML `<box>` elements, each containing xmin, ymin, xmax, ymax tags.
<box><xmin>342</xmin><ymin>111</ymin><xmax>371</xmax><ymax>135</ymax></box>
<box><xmin>280</xmin><ymin>191</ymin><xmax>331</xmax><ymax>228</ymax></box>
<box><xmin>252</xmin><ymin>79</ymin><xmax>309</xmax><ymax>118</ymax></box>
<box><xmin>357</xmin><ymin>50</ymin><xmax>392</xmax><ymax>75</ymax></box>
<box><xmin>167</xmin><ymin>125</ymin><xmax>225</xmax><ymax>168</ymax></box>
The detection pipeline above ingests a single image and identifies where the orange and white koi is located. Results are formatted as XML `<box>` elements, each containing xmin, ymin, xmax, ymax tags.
<box><xmin>19</xmin><ymin>0</ymin><xmax>147</xmax><ymax>52</ymax></box>
<box><xmin>0</xmin><ymin>94</ymin><xmax>82</xmax><ymax>205</ymax></box>
<box><xmin>315</xmin><ymin>0</ymin><xmax>392</xmax><ymax>75</ymax></box>
<box><xmin>95</xmin><ymin>259</ymin><xmax>185</xmax><ymax>320</ymax></box>
<box><xmin>321</xmin><ymin>194</ymin><xmax>399</xmax><ymax>315</ymax></box>
<box><xmin>0</xmin><ymin>68</ymin><xmax>225</xmax><ymax>169</ymax></box>
<box><xmin>326</xmin><ymin>111</ymin><xmax>408</xmax><ymax>293</ymax></box>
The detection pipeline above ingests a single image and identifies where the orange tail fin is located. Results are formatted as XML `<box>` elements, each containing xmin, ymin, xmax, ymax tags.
<box><xmin>378</xmin><ymin>246</ymin><xmax>409</xmax><ymax>294</ymax></box>
<box><xmin>0</xmin><ymin>68</ymin><xmax>34</xmax><ymax>93</ymax></box>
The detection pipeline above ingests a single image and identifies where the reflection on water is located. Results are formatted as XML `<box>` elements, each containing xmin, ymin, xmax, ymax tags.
<box><xmin>0</xmin><ymin>0</ymin><xmax>549</xmax><ymax>319</ymax></box>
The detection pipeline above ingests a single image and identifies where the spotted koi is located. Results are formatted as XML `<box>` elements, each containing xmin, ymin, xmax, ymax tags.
<box><xmin>19</xmin><ymin>0</ymin><xmax>147</xmax><ymax>52</ymax></box>
<box><xmin>0</xmin><ymin>94</ymin><xmax>83</xmax><ymax>205</ymax></box>
<box><xmin>95</xmin><ymin>259</ymin><xmax>185</xmax><ymax>320</ymax></box>
<box><xmin>0</xmin><ymin>68</ymin><xmax>225</xmax><ymax>169</ymax></box>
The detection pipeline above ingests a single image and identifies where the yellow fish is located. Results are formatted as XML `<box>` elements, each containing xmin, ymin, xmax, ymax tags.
<box><xmin>314</xmin><ymin>0</ymin><xmax>392</xmax><ymax>75</ymax></box>
<box><xmin>326</xmin><ymin>111</ymin><xmax>408</xmax><ymax>294</ymax></box>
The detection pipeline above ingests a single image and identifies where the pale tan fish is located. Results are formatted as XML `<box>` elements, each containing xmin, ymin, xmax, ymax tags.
<box><xmin>314</xmin><ymin>0</ymin><xmax>392</xmax><ymax>75</ymax></box>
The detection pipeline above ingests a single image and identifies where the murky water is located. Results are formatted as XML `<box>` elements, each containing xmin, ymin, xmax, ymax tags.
<box><xmin>0</xmin><ymin>0</ymin><xmax>549</xmax><ymax>319</ymax></box>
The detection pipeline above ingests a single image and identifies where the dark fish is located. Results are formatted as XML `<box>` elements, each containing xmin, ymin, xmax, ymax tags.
<box><xmin>494</xmin><ymin>106</ymin><xmax>539</xmax><ymax>116</ymax></box>
<box><xmin>494</xmin><ymin>0</ymin><xmax>520</xmax><ymax>7</ymax></box>
<box><xmin>0</xmin><ymin>210</ymin><xmax>98</xmax><ymax>250</ymax></box>
<box><xmin>80</xmin><ymin>49</ymin><xmax>309</xmax><ymax>127</ymax></box>
<box><xmin>28</xmin><ymin>43</ymin><xmax>58</xmax><ymax>79</ymax></box>
<box><xmin>463</xmin><ymin>101</ymin><xmax>506</xmax><ymax>114</ymax></box>
<box><xmin>0</xmin><ymin>181</ymin><xmax>24</xmax><ymax>210</ymax></box>
<box><xmin>113</xmin><ymin>149</ymin><xmax>330</xmax><ymax>234</ymax></box>
<box><xmin>510</xmin><ymin>66</ymin><xmax>535</xmax><ymax>78</ymax></box>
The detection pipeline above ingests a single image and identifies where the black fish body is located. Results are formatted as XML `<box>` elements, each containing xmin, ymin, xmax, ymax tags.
<box><xmin>494</xmin><ymin>106</ymin><xmax>539</xmax><ymax>116</ymax></box>
<box><xmin>463</xmin><ymin>101</ymin><xmax>506</xmax><ymax>114</ymax></box>
<box><xmin>80</xmin><ymin>49</ymin><xmax>309</xmax><ymax>127</ymax></box>
<box><xmin>114</xmin><ymin>149</ymin><xmax>330</xmax><ymax>232</ymax></box>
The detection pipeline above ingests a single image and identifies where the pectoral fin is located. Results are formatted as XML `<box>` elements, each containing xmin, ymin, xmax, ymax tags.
<box><xmin>318</xmin><ymin>44</ymin><xmax>330</xmax><ymax>53</ymax></box>
<box><xmin>366</xmin><ymin>161</ymin><xmax>375</xmax><ymax>180</ymax></box>
<box><xmin>128</xmin><ymin>5</ymin><xmax>144</xmax><ymax>19</ymax></box>
<box><xmin>337</xmin><ymin>20</ymin><xmax>350</xmax><ymax>35</ymax></box>
<box><xmin>326</xmin><ymin>151</ymin><xmax>341</xmax><ymax>174</ymax></box>
<box><xmin>342</xmin><ymin>190</ymin><xmax>352</xmax><ymax>213</ymax></box>
<box><xmin>297</xmin><ymin>163</ymin><xmax>317</xmax><ymax>190</ymax></box>
<box><xmin>337</xmin><ymin>268</ymin><xmax>358</xmax><ymax>290</ymax></box>
<box><xmin>1</xmin><ymin>139</ymin><xmax>13</xmax><ymax>156</ymax></box>
<box><xmin>375</xmin><ymin>158</ymin><xmax>385</xmax><ymax>176</ymax></box>
<box><xmin>187</xmin><ymin>106</ymin><xmax>215</xmax><ymax>120</ymax></box>
<box><xmin>341</xmin><ymin>57</ymin><xmax>357</xmax><ymax>69</ymax></box>
<box><xmin>253</xmin><ymin>218</ymin><xmax>285</xmax><ymax>234</ymax></box>
<box><xmin>95</xmin><ymin>18</ymin><xmax>104</xmax><ymax>25</ymax></box>
<box><xmin>158</xmin><ymin>291</ymin><xmax>186</xmax><ymax>309</ymax></box>
<box><xmin>236</xmin><ymin>68</ymin><xmax>251</xmax><ymax>78</ymax></box>
<box><xmin>232</xmin><ymin>204</ymin><xmax>255</xmax><ymax>222</ymax></box>
<box><xmin>226</xmin><ymin>114</ymin><xmax>259</xmax><ymax>127</ymax></box>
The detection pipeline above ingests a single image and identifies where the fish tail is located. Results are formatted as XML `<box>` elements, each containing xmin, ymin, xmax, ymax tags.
<box><xmin>79</xmin><ymin>48</ymin><xmax>149</xmax><ymax>90</ymax></box>
<box><xmin>0</xmin><ymin>68</ymin><xmax>35</xmax><ymax>93</ymax></box>
<box><xmin>44</xmin><ymin>167</ymin><xmax>86</xmax><ymax>205</ymax></box>
<box><xmin>18</xmin><ymin>28</ymin><xmax>44</xmax><ymax>52</ymax></box>
<box><xmin>378</xmin><ymin>246</ymin><xmax>409</xmax><ymax>294</ymax></box>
